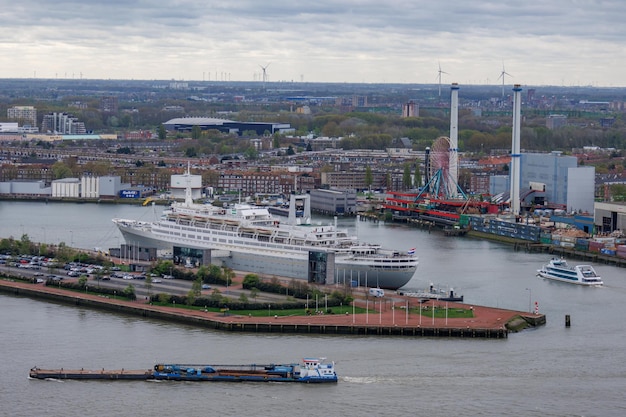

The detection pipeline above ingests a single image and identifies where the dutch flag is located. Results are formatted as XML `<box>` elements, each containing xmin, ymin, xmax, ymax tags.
<box><xmin>407</xmin><ymin>248</ymin><xmax>416</xmax><ymax>255</ymax></box>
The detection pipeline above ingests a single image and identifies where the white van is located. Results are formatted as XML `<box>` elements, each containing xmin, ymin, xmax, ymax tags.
<box><xmin>369</xmin><ymin>288</ymin><xmax>384</xmax><ymax>297</ymax></box>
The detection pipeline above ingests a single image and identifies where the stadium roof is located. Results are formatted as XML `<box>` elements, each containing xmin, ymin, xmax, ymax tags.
<box><xmin>164</xmin><ymin>117</ymin><xmax>234</xmax><ymax>126</ymax></box>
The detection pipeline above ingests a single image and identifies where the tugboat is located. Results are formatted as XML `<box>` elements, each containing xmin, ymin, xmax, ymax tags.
<box><xmin>153</xmin><ymin>357</ymin><xmax>337</xmax><ymax>383</ymax></box>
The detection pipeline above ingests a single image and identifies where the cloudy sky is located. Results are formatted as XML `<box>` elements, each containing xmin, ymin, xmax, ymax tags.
<box><xmin>1</xmin><ymin>0</ymin><xmax>624</xmax><ymax>86</ymax></box>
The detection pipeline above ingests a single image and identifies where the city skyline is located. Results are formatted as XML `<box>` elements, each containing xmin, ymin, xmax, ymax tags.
<box><xmin>1</xmin><ymin>1</ymin><xmax>624</xmax><ymax>87</ymax></box>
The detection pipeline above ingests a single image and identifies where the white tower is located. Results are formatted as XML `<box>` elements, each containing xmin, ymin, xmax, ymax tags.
<box><xmin>510</xmin><ymin>84</ymin><xmax>522</xmax><ymax>215</ymax></box>
<box><xmin>448</xmin><ymin>83</ymin><xmax>460</xmax><ymax>198</ymax></box>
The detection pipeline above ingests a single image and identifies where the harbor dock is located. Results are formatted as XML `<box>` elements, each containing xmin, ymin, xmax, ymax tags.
<box><xmin>1</xmin><ymin>279</ymin><xmax>544</xmax><ymax>339</ymax></box>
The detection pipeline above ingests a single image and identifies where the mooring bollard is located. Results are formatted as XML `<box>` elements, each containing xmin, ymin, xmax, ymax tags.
<box><xmin>565</xmin><ymin>314</ymin><xmax>571</xmax><ymax>327</ymax></box>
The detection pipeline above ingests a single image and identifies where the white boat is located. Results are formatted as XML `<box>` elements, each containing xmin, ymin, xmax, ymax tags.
<box><xmin>537</xmin><ymin>258</ymin><xmax>603</xmax><ymax>286</ymax></box>
<box><xmin>113</xmin><ymin>170</ymin><xmax>418</xmax><ymax>290</ymax></box>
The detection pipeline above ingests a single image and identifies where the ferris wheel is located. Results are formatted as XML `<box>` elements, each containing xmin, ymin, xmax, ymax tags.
<box><xmin>429</xmin><ymin>136</ymin><xmax>451</xmax><ymax>181</ymax></box>
<box><xmin>415</xmin><ymin>135</ymin><xmax>467</xmax><ymax>202</ymax></box>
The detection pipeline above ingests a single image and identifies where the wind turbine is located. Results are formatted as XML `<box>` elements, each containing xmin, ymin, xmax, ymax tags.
<box><xmin>497</xmin><ymin>63</ymin><xmax>512</xmax><ymax>97</ymax></box>
<box><xmin>436</xmin><ymin>62</ymin><xmax>448</xmax><ymax>97</ymax></box>
<box><xmin>259</xmin><ymin>62</ymin><xmax>271</xmax><ymax>90</ymax></box>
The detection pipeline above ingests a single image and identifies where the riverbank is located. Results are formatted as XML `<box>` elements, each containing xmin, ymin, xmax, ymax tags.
<box><xmin>467</xmin><ymin>230</ymin><xmax>626</xmax><ymax>267</ymax></box>
<box><xmin>0</xmin><ymin>278</ymin><xmax>545</xmax><ymax>339</ymax></box>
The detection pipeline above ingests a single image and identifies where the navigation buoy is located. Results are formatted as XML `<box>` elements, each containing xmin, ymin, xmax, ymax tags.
<box><xmin>565</xmin><ymin>314</ymin><xmax>571</xmax><ymax>327</ymax></box>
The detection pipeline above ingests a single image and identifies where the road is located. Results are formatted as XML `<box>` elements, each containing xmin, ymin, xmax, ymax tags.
<box><xmin>1</xmin><ymin>263</ymin><xmax>289</xmax><ymax>304</ymax></box>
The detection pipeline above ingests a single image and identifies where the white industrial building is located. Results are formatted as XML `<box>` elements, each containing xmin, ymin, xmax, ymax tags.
<box><xmin>489</xmin><ymin>152</ymin><xmax>595</xmax><ymax>213</ymax></box>
<box><xmin>566</xmin><ymin>166</ymin><xmax>596</xmax><ymax>213</ymax></box>
<box><xmin>52</xmin><ymin>178</ymin><xmax>81</xmax><ymax>198</ymax></box>
<box><xmin>81</xmin><ymin>177</ymin><xmax>99</xmax><ymax>199</ymax></box>
<box><xmin>0</xmin><ymin>180</ymin><xmax>50</xmax><ymax>196</ymax></box>
<box><xmin>0</xmin><ymin>176</ymin><xmax>126</xmax><ymax>199</ymax></box>
<box><xmin>594</xmin><ymin>202</ymin><xmax>626</xmax><ymax>234</ymax></box>
<box><xmin>98</xmin><ymin>176</ymin><xmax>124</xmax><ymax>197</ymax></box>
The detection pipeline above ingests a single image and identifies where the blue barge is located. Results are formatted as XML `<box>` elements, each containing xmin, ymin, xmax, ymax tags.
<box><xmin>29</xmin><ymin>358</ymin><xmax>338</xmax><ymax>383</ymax></box>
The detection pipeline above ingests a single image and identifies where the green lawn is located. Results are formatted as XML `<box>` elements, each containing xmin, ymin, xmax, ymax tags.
<box><xmin>414</xmin><ymin>306</ymin><xmax>474</xmax><ymax>319</ymax></box>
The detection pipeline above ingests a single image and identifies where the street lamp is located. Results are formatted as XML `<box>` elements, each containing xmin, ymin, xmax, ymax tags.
<box><xmin>525</xmin><ymin>288</ymin><xmax>532</xmax><ymax>313</ymax></box>
<box><xmin>268</xmin><ymin>304</ymin><xmax>271</xmax><ymax>317</ymax></box>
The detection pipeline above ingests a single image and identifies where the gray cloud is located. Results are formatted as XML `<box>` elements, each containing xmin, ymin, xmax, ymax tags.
<box><xmin>1</xmin><ymin>0</ymin><xmax>624</xmax><ymax>86</ymax></box>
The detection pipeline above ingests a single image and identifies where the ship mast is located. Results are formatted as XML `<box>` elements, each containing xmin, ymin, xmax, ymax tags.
<box><xmin>184</xmin><ymin>161</ymin><xmax>193</xmax><ymax>207</ymax></box>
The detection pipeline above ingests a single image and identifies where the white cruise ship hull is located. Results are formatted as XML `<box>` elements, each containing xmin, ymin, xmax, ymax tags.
<box><xmin>115</xmin><ymin>220</ymin><xmax>417</xmax><ymax>290</ymax></box>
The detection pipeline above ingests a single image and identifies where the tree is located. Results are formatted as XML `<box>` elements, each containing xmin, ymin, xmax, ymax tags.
<box><xmin>414</xmin><ymin>163</ymin><xmax>422</xmax><ymax>188</ymax></box>
<box><xmin>186</xmin><ymin>289</ymin><xmax>196</xmax><ymax>306</ymax></box>
<box><xmin>51</xmin><ymin>162</ymin><xmax>73</xmax><ymax>179</ymax></box>
<box><xmin>191</xmin><ymin>277</ymin><xmax>202</xmax><ymax>297</ymax></box>
<box><xmin>157</xmin><ymin>124</ymin><xmax>167</xmax><ymax>140</ymax></box>
<box><xmin>286</xmin><ymin>145</ymin><xmax>295</xmax><ymax>156</ymax></box>
<box><xmin>144</xmin><ymin>275</ymin><xmax>153</xmax><ymax>297</ymax></box>
<box><xmin>123</xmin><ymin>284</ymin><xmax>136</xmax><ymax>300</ymax></box>
<box><xmin>196</xmin><ymin>265</ymin><xmax>209</xmax><ymax>283</ymax></box>
<box><xmin>402</xmin><ymin>164</ymin><xmax>412</xmax><ymax>190</ymax></box>
<box><xmin>222</xmin><ymin>266</ymin><xmax>235</xmax><ymax>288</ymax></box>
<box><xmin>242</xmin><ymin>274</ymin><xmax>260</xmax><ymax>289</ymax></box>
<box><xmin>78</xmin><ymin>275</ymin><xmax>88</xmax><ymax>288</ymax></box>
<box><xmin>191</xmin><ymin>125</ymin><xmax>202</xmax><ymax>140</ymax></box>
<box><xmin>209</xmin><ymin>288</ymin><xmax>223</xmax><ymax>303</ymax></box>
<box><xmin>610</xmin><ymin>184</ymin><xmax>626</xmax><ymax>202</ymax></box>
<box><xmin>244</xmin><ymin>146</ymin><xmax>258</xmax><ymax>160</ymax></box>
<box><xmin>272</xmin><ymin>134</ymin><xmax>281</xmax><ymax>149</ymax></box>
<box><xmin>364</xmin><ymin>165</ymin><xmax>373</xmax><ymax>190</ymax></box>
<box><xmin>93</xmin><ymin>268</ymin><xmax>105</xmax><ymax>288</ymax></box>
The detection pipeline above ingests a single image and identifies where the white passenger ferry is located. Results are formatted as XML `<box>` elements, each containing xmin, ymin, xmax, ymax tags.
<box><xmin>537</xmin><ymin>258</ymin><xmax>603</xmax><ymax>287</ymax></box>
<box><xmin>113</xmin><ymin>173</ymin><xmax>418</xmax><ymax>290</ymax></box>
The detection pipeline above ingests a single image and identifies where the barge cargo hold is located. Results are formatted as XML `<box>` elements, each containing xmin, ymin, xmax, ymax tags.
<box><xmin>29</xmin><ymin>358</ymin><xmax>338</xmax><ymax>384</ymax></box>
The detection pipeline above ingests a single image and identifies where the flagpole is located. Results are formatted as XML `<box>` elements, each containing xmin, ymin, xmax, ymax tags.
<box><xmin>405</xmin><ymin>299</ymin><xmax>408</xmax><ymax>324</ymax></box>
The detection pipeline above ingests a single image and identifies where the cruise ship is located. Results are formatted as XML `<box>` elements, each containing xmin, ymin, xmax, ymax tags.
<box><xmin>113</xmin><ymin>181</ymin><xmax>418</xmax><ymax>290</ymax></box>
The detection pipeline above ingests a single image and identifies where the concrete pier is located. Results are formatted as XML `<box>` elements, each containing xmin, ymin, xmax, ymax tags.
<box><xmin>1</xmin><ymin>279</ymin><xmax>545</xmax><ymax>339</ymax></box>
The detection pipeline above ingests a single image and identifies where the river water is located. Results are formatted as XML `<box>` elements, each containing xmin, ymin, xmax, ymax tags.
<box><xmin>2</xmin><ymin>201</ymin><xmax>626</xmax><ymax>416</ymax></box>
